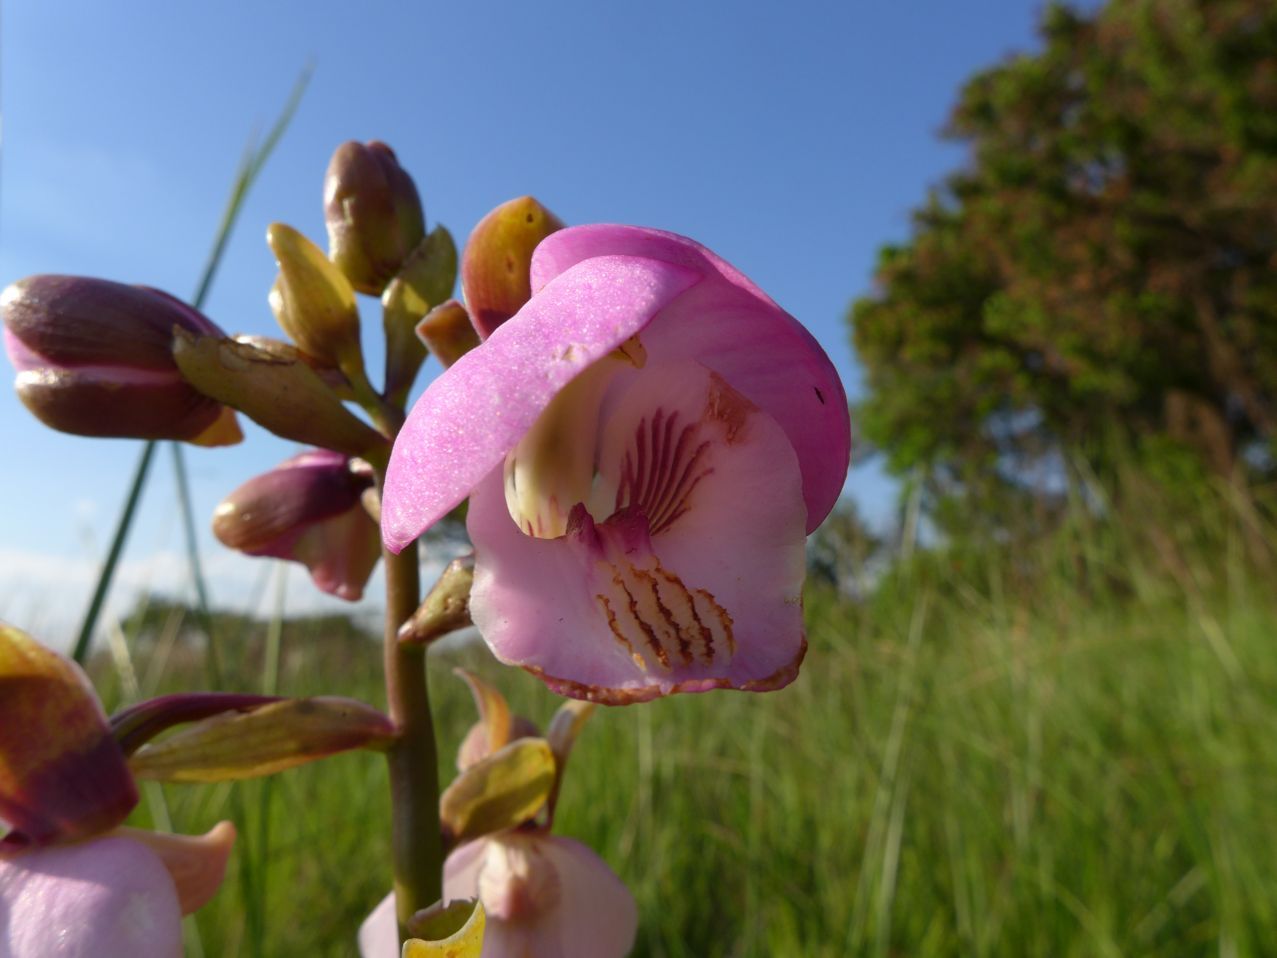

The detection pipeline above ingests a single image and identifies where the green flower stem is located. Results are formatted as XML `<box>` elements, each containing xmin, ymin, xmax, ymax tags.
<box><xmin>381</xmin><ymin>524</ymin><xmax>443</xmax><ymax>939</ymax></box>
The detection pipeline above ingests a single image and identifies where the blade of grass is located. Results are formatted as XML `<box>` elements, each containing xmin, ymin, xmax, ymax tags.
<box><xmin>70</xmin><ymin>66</ymin><xmax>311</xmax><ymax>669</ymax></box>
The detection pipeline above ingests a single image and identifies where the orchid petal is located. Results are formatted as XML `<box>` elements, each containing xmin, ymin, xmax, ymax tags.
<box><xmin>358</xmin><ymin>892</ymin><xmax>400</xmax><ymax>958</ymax></box>
<box><xmin>443</xmin><ymin>834</ymin><xmax>636</xmax><ymax>958</ymax></box>
<box><xmin>530</xmin><ymin>224</ymin><xmax>849</xmax><ymax>531</ymax></box>
<box><xmin>0</xmin><ymin>834</ymin><xmax>182</xmax><ymax>957</ymax></box>
<box><xmin>121</xmin><ymin>821</ymin><xmax>235</xmax><ymax>915</ymax></box>
<box><xmin>382</xmin><ymin>255</ymin><xmax>700</xmax><ymax>551</ymax></box>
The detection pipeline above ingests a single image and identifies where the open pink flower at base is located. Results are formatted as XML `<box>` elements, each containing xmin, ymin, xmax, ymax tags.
<box><xmin>357</xmin><ymin>833</ymin><xmax>637</xmax><ymax>958</ymax></box>
<box><xmin>383</xmin><ymin>226</ymin><xmax>850</xmax><ymax>703</ymax></box>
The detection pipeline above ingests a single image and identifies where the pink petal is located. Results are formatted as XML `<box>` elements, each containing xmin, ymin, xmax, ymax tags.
<box><xmin>357</xmin><ymin>891</ymin><xmax>398</xmax><ymax>958</ymax></box>
<box><xmin>382</xmin><ymin>255</ymin><xmax>700</xmax><ymax>552</ymax></box>
<box><xmin>532</xmin><ymin>225</ymin><xmax>849</xmax><ymax>532</ymax></box>
<box><xmin>121</xmin><ymin>821</ymin><xmax>235</xmax><ymax>915</ymax></box>
<box><xmin>443</xmin><ymin>834</ymin><xmax>635</xmax><ymax>958</ymax></box>
<box><xmin>468</xmin><ymin>359</ymin><xmax>807</xmax><ymax>703</ymax></box>
<box><xmin>291</xmin><ymin>504</ymin><xmax>382</xmax><ymax>601</ymax></box>
<box><xmin>0</xmin><ymin>835</ymin><xmax>182</xmax><ymax>957</ymax></box>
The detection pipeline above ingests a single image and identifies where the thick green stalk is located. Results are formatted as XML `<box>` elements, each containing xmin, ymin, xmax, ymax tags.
<box><xmin>382</xmin><ymin>531</ymin><xmax>443</xmax><ymax>938</ymax></box>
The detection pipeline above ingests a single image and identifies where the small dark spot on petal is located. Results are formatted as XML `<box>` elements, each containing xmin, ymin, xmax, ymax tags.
<box><xmin>814</xmin><ymin>387</ymin><xmax>826</xmax><ymax>405</ymax></box>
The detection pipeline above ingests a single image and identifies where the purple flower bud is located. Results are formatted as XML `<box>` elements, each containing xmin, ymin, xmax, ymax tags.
<box><xmin>212</xmin><ymin>450</ymin><xmax>380</xmax><ymax>601</ymax></box>
<box><xmin>0</xmin><ymin>624</ymin><xmax>137</xmax><ymax>851</ymax></box>
<box><xmin>2</xmin><ymin>275</ymin><xmax>242</xmax><ymax>445</ymax></box>
<box><xmin>324</xmin><ymin>140</ymin><xmax>426</xmax><ymax>296</ymax></box>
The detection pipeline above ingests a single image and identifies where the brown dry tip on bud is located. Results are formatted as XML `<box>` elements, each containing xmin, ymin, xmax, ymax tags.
<box><xmin>462</xmin><ymin>196</ymin><xmax>564</xmax><ymax>339</ymax></box>
<box><xmin>325</xmin><ymin>140</ymin><xmax>426</xmax><ymax>296</ymax></box>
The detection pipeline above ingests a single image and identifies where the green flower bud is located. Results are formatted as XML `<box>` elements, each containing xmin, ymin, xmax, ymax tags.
<box><xmin>267</xmin><ymin>222</ymin><xmax>363</xmax><ymax>373</ymax></box>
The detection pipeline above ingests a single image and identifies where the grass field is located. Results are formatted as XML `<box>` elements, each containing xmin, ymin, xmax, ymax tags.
<box><xmin>95</xmin><ymin>473</ymin><xmax>1277</xmax><ymax>957</ymax></box>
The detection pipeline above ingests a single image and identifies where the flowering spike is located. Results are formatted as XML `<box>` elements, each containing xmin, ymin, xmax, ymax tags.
<box><xmin>212</xmin><ymin>450</ymin><xmax>381</xmax><ymax>600</ymax></box>
<box><xmin>267</xmin><ymin>222</ymin><xmax>363</xmax><ymax>373</ymax></box>
<box><xmin>414</xmin><ymin>300</ymin><xmax>480</xmax><ymax>370</ymax></box>
<box><xmin>2</xmin><ymin>275</ymin><xmax>241</xmax><ymax>445</ymax></box>
<box><xmin>0</xmin><ymin>624</ymin><xmax>137</xmax><ymax>850</ymax></box>
<box><xmin>325</xmin><ymin>140</ymin><xmax>426</xmax><ymax>296</ymax></box>
<box><xmin>461</xmin><ymin>196</ymin><xmax>565</xmax><ymax>338</ymax></box>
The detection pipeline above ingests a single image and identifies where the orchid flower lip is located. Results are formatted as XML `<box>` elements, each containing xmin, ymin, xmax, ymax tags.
<box><xmin>522</xmin><ymin>636</ymin><xmax>809</xmax><ymax>706</ymax></box>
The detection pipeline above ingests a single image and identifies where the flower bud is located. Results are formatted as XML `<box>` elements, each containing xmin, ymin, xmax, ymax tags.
<box><xmin>324</xmin><ymin>140</ymin><xmax>426</xmax><ymax>296</ymax></box>
<box><xmin>415</xmin><ymin>300</ymin><xmax>481</xmax><ymax>370</ymax></box>
<box><xmin>267</xmin><ymin>223</ymin><xmax>363</xmax><ymax>372</ymax></box>
<box><xmin>172</xmin><ymin>330</ymin><xmax>385</xmax><ymax>458</ymax></box>
<box><xmin>0</xmin><ymin>624</ymin><xmax>137</xmax><ymax>850</ymax></box>
<box><xmin>461</xmin><ymin>196</ymin><xmax>565</xmax><ymax>338</ymax></box>
<box><xmin>232</xmin><ymin>334</ymin><xmax>354</xmax><ymax>399</ymax></box>
<box><xmin>213</xmin><ymin>450</ymin><xmax>380</xmax><ymax>600</ymax></box>
<box><xmin>382</xmin><ymin>225</ymin><xmax>458</xmax><ymax>402</ymax></box>
<box><xmin>1</xmin><ymin>275</ymin><xmax>242</xmax><ymax>445</ymax></box>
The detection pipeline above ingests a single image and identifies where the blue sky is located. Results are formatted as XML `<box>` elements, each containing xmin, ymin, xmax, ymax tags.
<box><xmin>0</xmin><ymin>0</ymin><xmax>1055</xmax><ymax>643</ymax></box>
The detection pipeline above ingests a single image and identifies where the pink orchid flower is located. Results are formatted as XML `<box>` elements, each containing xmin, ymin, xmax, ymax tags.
<box><xmin>382</xmin><ymin>225</ymin><xmax>849</xmax><ymax>703</ymax></box>
<box><xmin>359</xmin><ymin>833</ymin><xmax>636</xmax><ymax>958</ymax></box>
<box><xmin>359</xmin><ymin>674</ymin><xmax>635</xmax><ymax>958</ymax></box>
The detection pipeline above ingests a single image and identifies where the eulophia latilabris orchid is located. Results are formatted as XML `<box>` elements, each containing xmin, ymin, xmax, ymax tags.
<box><xmin>383</xmin><ymin>226</ymin><xmax>850</xmax><ymax>704</ymax></box>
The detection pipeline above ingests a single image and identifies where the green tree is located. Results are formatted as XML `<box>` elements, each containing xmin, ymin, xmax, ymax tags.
<box><xmin>852</xmin><ymin>0</ymin><xmax>1277</xmax><ymax>519</ymax></box>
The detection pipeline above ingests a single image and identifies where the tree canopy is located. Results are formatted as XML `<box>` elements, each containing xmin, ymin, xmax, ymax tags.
<box><xmin>851</xmin><ymin>0</ymin><xmax>1277</xmax><ymax>516</ymax></box>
